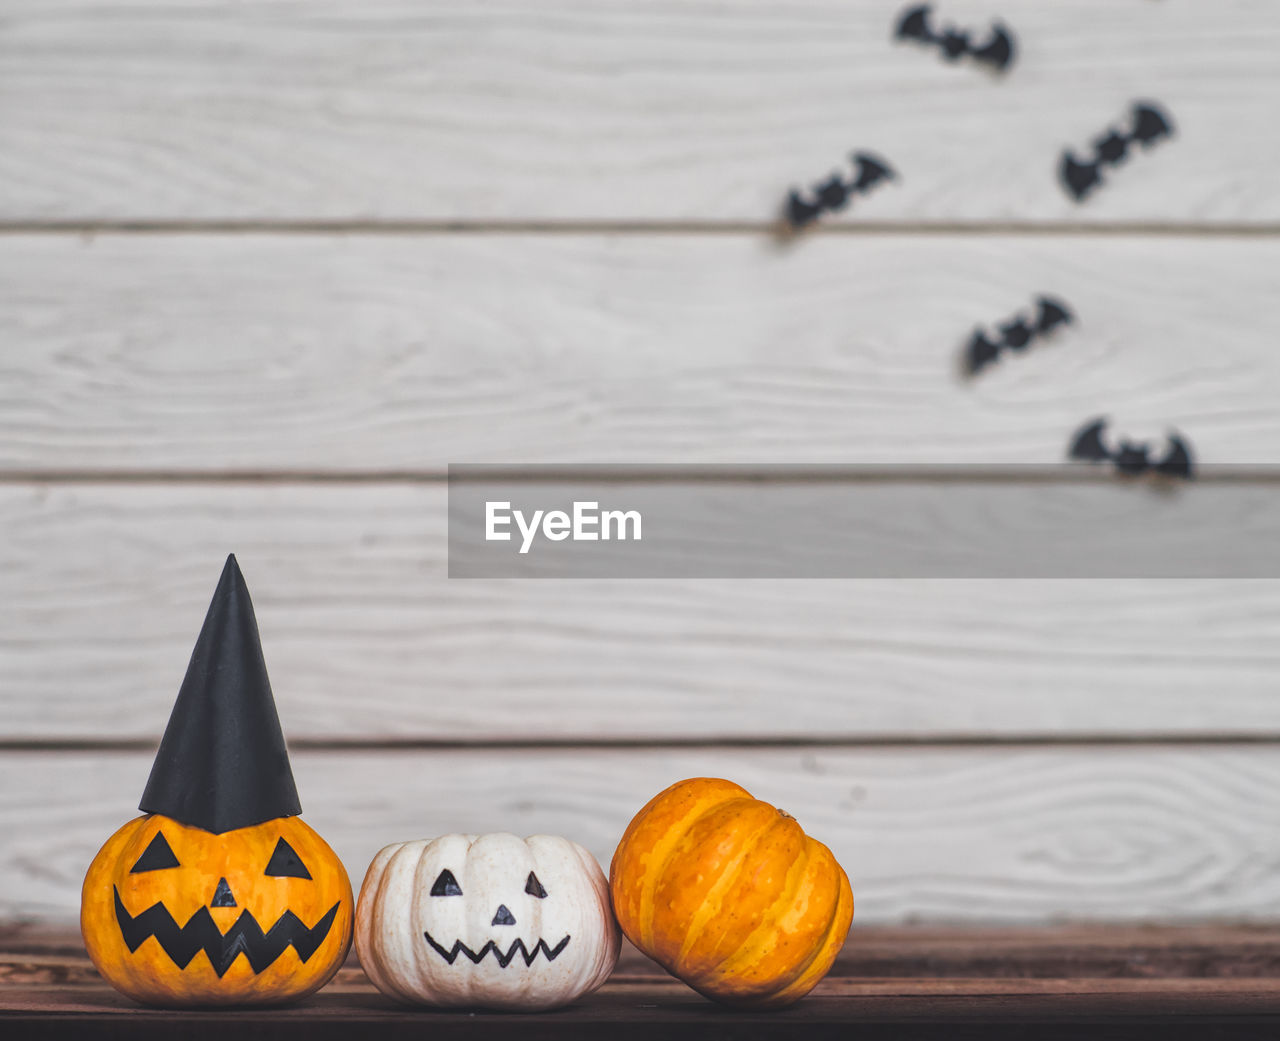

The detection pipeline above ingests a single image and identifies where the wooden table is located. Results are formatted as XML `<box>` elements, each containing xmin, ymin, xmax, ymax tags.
<box><xmin>6</xmin><ymin>924</ymin><xmax>1280</xmax><ymax>1038</ymax></box>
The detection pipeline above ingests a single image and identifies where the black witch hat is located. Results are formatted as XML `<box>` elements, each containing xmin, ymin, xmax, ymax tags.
<box><xmin>140</xmin><ymin>554</ymin><xmax>302</xmax><ymax>833</ymax></box>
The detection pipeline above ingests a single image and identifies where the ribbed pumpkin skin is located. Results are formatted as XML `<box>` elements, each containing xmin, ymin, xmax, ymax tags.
<box><xmin>82</xmin><ymin>814</ymin><xmax>353</xmax><ymax>1006</ymax></box>
<box><xmin>355</xmin><ymin>833</ymin><xmax>620</xmax><ymax>1010</ymax></box>
<box><xmin>610</xmin><ymin>778</ymin><xmax>852</xmax><ymax>1008</ymax></box>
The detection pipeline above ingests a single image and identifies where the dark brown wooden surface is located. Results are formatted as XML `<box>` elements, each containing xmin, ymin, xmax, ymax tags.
<box><xmin>5</xmin><ymin>925</ymin><xmax>1280</xmax><ymax>1038</ymax></box>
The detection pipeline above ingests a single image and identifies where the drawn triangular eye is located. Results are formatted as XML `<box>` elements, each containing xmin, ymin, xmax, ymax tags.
<box><xmin>431</xmin><ymin>869</ymin><xmax>462</xmax><ymax>896</ymax></box>
<box><xmin>264</xmin><ymin>837</ymin><xmax>311</xmax><ymax>879</ymax></box>
<box><xmin>131</xmin><ymin>831</ymin><xmax>180</xmax><ymax>873</ymax></box>
<box><xmin>525</xmin><ymin>872</ymin><xmax>548</xmax><ymax>898</ymax></box>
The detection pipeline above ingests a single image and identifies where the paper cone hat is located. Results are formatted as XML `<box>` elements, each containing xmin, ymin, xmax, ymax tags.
<box><xmin>139</xmin><ymin>554</ymin><xmax>302</xmax><ymax>833</ymax></box>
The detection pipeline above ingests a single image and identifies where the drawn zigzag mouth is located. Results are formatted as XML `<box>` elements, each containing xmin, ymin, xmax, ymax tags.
<box><xmin>424</xmin><ymin>930</ymin><xmax>571</xmax><ymax>968</ymax></box>
<box><xmin>113</xmin><ymin>886</ymin><xmax>340</xmax><ymax>977</ymax></box>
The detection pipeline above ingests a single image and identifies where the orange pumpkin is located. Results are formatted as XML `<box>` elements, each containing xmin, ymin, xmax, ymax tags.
<box><xmin>82</xmin><ymin>814</ymin><xmax>352</xmax><ymax>1006</ymax></box>
<box><xmin>609</xmin><ymin>777</ymin><xmax>852</xmax><ymax>1008</ymax></box>
<box><xmin>80</xmin><ymin>555</ymin><xmax>354</xmax><ymax>1006</ymax></box>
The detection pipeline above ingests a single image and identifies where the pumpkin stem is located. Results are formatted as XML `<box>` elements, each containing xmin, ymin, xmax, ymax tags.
<box><xmin>778</xmin><ymin>809</ymin><xmax>795</xmax><ymax>820</ymax></box>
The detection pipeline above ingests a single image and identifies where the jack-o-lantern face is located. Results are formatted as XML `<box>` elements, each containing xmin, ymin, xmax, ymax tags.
<box><xmin>80</xmin><ymin>556</ymin><xmax>353</xmax><ymax>1006</ymax></box>
<box><xmin>421</xmin><ymin>863</ymin><xmax>570</xmax><ymax>968</ymax></box>
<box><xmin>82</xmin><ymin>814</ymin><xmax>353</xmax><ymax>1006</ymax></box>
<box><xmin>355</xmin><ymin>833</ymin><xmax>619</xmax><ymax>1010</ymax></box>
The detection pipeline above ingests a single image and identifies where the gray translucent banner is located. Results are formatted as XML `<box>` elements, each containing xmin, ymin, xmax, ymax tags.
<box><xmin>448</xmin><ymin>466</ymin><xmax>1280</xmax><ymax>578</ymax></box>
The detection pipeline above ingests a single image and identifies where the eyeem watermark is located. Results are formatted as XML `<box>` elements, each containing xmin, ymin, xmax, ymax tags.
<box><xmin>449</xmin><ymin>464</ymin><xmax>1280</xmax><ymax>578</ymax></box>
<box><xmin>486</xmin><ymin>500</ymin><xmax>642</xmax><ymax>554</ymax></box>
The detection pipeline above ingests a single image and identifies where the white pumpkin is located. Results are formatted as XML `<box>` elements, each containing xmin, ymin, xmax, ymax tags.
<box><xmin>355</xmin><ymin>833</ymin><xmax>620</xmax><ymax>1010</ymax></box>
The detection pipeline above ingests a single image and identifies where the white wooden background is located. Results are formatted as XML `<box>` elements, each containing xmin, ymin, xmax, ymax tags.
<box><xmin>2</xmin><ymin>0</ymin><xmax>1279</xmax><ymax>925</ymax></box>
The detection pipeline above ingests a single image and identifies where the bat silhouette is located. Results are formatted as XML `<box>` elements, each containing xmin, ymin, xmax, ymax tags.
<box><xmin>965</xmin><ymin>295</ymin><xmax>1074</xmax><ymax>376</ymax></box>
<box><xmin>895</xmin><ymin>4</ymin><xmax>1016</xmax><ymax>73</ymax></box>
<box><xmin>1060</xmin><ymin>101</ymin><xmax>1174</xmax><ymax>202</ymax></box>
<box><xmin>785</xmin><ymin>152</ymin><xmax>897</xmax><ymax>229</ymax></box>
<box><xmin>1068</xmin><ymin>417</ymin><xmax>1194</xmax><ymax>479</ymax></box>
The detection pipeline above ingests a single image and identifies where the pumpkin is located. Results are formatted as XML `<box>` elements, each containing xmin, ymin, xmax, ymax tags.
<box><xmin>355</xmin><ymin>833</ymin><xmax>620</xmax><ymax>1010</ymax></box>
<box><xmin>81</xmin><ymin>555</ymin><xmax>353</xmax><ymax>1005</ymax></box>
<box><xmin>609</xmin><ymin>777</ymin><xmax>853</xmax><ymax>1008</ymax></box>
<box><xmin>82</xmin><ymin>814</ymin><xmax>353</xmax><ymax>1006</ymax></box>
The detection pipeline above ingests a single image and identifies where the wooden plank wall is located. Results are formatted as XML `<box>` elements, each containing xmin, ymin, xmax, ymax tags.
<box><xmin>2</xmin><ymin>0</ymin><xmax>1279</xmax><ymax>924</ymax></box>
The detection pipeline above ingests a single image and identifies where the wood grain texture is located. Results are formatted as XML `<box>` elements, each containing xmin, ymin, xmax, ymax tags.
<box><xmin>9</xmin><ymin>931</ymin><xmax>1280</xmax><ymax>1041</ymax></box>
<box><xmin>11</xmin><ymin>923</ymin><xmax>1280</xmax><ymax>979</ymax></box>
<box><xmin>8</xmin><ymin>746</ymin><xmax>1280</xmax><ymax>924</ymax></box>
<box><xmin>3</xmin><ymin>233</ymin><xmax>1278</xmax><ymax>471</ymax></box>
<box><xmin>6</xmin><ymin>482</ymin><xmax>1280</xmax><ymax>741</ymax></box>
<box><xmin>1</xmin><ymin>1</ymin><xmax>1275</xmax><ymax>224</ymax></box>
<box><xmin>5</xmin><ymin>988</ymin><xmax>1280</xmax><ymax>1041</ymax></box>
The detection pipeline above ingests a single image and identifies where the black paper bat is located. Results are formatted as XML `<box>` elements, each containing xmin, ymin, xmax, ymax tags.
<box><xmin>1059</xmin><ymin>101</ymin><xmax>1174</xmax><ymax>202</ymax></box>
<box><xmin>965</xmin><ymin>295</ymin><xmax>1074</xmax><ymax>375</ymax></box>
<box><xmin>1068</xmin><ymin>417</ymin><xmax>1194</xmax><ymax>479</ymax></box>
<box><xmin>895</xmin><ymin>4</ymin><xmax>1016</xmax><ymax>73</ymax></box>
<box><xmin>785</xmin><ymin>153</ymin><xmax>897</xmax><ymax>229</ymax></box>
